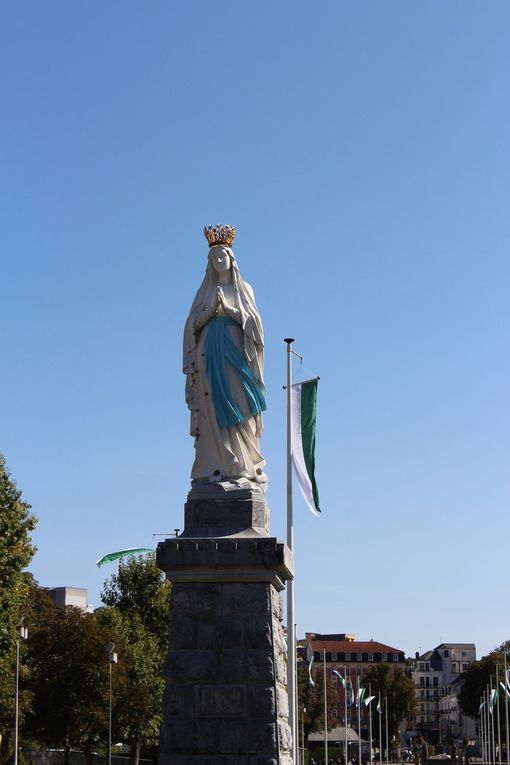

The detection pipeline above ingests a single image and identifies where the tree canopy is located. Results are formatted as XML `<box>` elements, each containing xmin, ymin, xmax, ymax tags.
<box><xmin>460</xmin><ymin>641</ymin><xmax>510</xmax><ymax>719</ymax></box>
<box><xmin>0</xmin><ymin>456</ymin><xmax>37</xmax><ymax>764</ymax></box>
<box><xmin>100</xmin><ymin>554</ymin><xmax>170</xmax><ymax>764</ymax></box>
<box><xmin>25</xmin><ymin>595</ymin><xmax>116</xmax><ymax>765</ymax></box>
<box><xmin>297</xmin><ymin>659</ymin><xmax>338</xmax><ymax>737</ymax></box>
<box><xmin>0</xmin><ymin>455</ymin><xmax>37</xmax><ymax>652</ymax></box>
<box><xmin>363</xmin><ymin>663</ymin><xmax>417</xmax><ymax>748</ymax></box>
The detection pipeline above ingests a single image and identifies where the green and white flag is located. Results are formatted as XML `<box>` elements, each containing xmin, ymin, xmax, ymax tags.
<box><xmin>291</xmin><ymin>378</ymin><xmax>320</xmax><ymax>516</ymax></box>
<box><xmin>354</xmin><ymin>687</ymin><xmax>366</xmax><ymax>708</ymax></box>
<box><xmin>332</xmin><ymin>668</ymin><xmax>346</xmax><ymax>687</ymax></box>
<box><xmin>96</xmin><ymin>547</ymin><xmax>154</xmax><ymax>567</ymax></box>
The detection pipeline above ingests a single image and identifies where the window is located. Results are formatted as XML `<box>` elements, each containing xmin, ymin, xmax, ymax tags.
<box><xmin>357</xmin><ymin>653</ymin><xmax>362</xmax><ymax>661</ymax></box>
<box><xmin>333</xmin><ymin>706</ymin><xmax>338</xmax><ymax>719</ymax></box>
<box><xmin>420</xmin><ymin>677</ymin><xmax>425</xmax><ymax>687</ymax></box>
<box><xmin>433</xmin><ymin>677</ymin><xmax>438</xmax><ymax>687</ymax></box>
<box><xmin>462</xmin><ymin>663</ymin><xmax>468</xmax><ymax>671</ymax></box>
<box><xmin>420</xmin><ymin>690</ymin><xmax>425</xmax><ymax>699</ymax></box>
<box><xmin>444</xmin><ymin>650</ymin><xmax>449</xmax><ymax>658</ymax></box>
<box><xmin>331</xmin><ymin>652</ymin><xmax>337</xmax><ymax>661</ymax></box>
<box><xmin>368</xmin><ymin>653</ymin><xmax>373</xmax><ymax>661</ymax></box>
<box><xmin>419</xmin><ymin>663</ymin><xmax>425</xmax><ymax>671</ymax></box>
<box><xmin>382</xmin><ymin>653</ymin><xmax>387</xmax><ymax>662</ymax></box>
<box><xmin>393</xmin><ymin>654</ymin><xmax>399</xmax><ymax>662</ymax></box>
<box><xmin>345</xmin><ymin>653</ymin><xmax>351</xmax><ymax>661</ymax></box>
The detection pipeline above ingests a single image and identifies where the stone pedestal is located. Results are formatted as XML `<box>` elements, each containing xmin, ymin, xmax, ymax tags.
<box><xmin>157</xmin><ymin>485</ymin><xmax>293</xmax><ymax>765</ymax></box>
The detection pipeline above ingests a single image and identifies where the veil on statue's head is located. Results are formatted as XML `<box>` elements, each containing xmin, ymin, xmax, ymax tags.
<box><xmin>183</xmin><ymin>246</ymin><xmax>264</xmax><ymax>381</ymax></box>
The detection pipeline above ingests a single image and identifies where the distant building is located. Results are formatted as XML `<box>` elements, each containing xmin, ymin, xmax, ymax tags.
<box><xmin>306</xmin><ymin>632</ymin><xmax>407</xmax><ymax>737</ymax></box>
<box><xmin>411</xmin><ymin>643</ymin><xmax>476</xmax><ymax>744</ymax></box>
<box><xmin>47</xmin><ymin>586</ymin><xmax>89</xmax><ymax>612</ymax></box>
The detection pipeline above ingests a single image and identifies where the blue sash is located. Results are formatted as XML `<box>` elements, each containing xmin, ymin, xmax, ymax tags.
<box><xmin>205</xmin><ymin>316</ymin><xmax>266</xmax><ymax>429</ymax></box>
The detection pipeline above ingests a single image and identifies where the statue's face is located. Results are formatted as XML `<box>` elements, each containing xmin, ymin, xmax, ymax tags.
<box><xmin>210</xmin><ymin>246</ymin><xmax>231</xmax><ymax>274</ymax></box>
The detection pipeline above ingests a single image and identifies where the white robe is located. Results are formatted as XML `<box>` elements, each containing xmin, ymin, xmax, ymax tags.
<box><xmin>183</xmin><ymin>263</ymin><xmax>266</xmax><ymax>483</ymax></box>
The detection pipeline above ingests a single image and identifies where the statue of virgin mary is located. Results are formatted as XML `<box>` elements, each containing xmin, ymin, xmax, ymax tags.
<box><xmin>183</xmin><ymin>226</ymin><xmax>267</xmax><ymax>486</ymax></box>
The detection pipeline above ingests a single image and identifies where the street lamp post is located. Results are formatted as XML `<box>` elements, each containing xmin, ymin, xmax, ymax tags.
<box><xmin>14</xmin><ymin>618</ymin><xmax>28</xmax><ymax>765</ymax></box>
<box><xmin>106</xmin><ymin>643</ymin><xmax>118</xmax><ymax>765</ymax></box>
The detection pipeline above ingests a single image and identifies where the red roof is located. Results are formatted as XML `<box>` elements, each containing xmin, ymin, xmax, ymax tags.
<box><xmin>307</xmin><ymin>636</ymin><xmax>404</xmax><ymax>654</ymax></box>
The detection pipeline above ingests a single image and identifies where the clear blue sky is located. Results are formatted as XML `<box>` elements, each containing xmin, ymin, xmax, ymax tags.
<box><xmin>2</xmin><ymin>1</ymin><xmax>509</xmax><ymax>660</ymax></box>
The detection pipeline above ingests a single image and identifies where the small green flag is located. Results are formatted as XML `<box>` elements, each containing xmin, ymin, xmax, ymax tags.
<box><xmin>96</xmin><ymin>548</ymin><xmax>154</xmax><ymax>567</ymax></box>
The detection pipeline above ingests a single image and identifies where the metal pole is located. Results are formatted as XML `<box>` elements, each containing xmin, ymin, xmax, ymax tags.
<box><xmin>504</xmin><ymin>652</ymin><xmax>509</xmax><ymax>765</ymax></box>
<box><xmin>369</xmin><ymin>683</ymin><xmax>373</xmax><ymax>765</ymax></box>
<box><xmin>378</xmin><ymin>695</ymin><xmax>383</xmax><ymax>765</ymax></box>
<box><xmin>385</xmin><ymin>696</ymin><xmax>389</xmax><ymax>765</ymax></box>
<box><xmin>497</xmin><ymin>667</ymin><xmax>502</xmax><ymax>765</ymax></box>
<box><xmin>14</xmin><ymin>639</ymin><xmax>20</xmax><ymax>765</ymax></box>
<box><xmin>295</xmin><ymin>624</ymin><xmax>299</xmax><ymax>765</ymax></box>
<box><xmin>108</xmin><ymin>660</ymin><xmax>112</xmax><ymax>765</ymax></box>
<box><xmin>345</xmin><ymin>665</ymin><xmax>348</xmax><ymax>765</ymax></box>
<box><xmin>487</xmin><ymin>688</ymin><xmax>492</xmax><ymax>765</ymax></box>
<box><xmin>324</xmin><ymin>648</ymin><xmax>329</xmax><ymax>765</ymax></box>
<box><xmin>302</xmin><ymin>705</ymin><xmax>306</xmax><ymax>765</ymax></box>
<box><xmin>358</xmin><ymin>676</ymin><xmax>362</xmax><ymax>765</ymax></box>
<box><xmin>285</xmin><ymin>337</ymin><xmax>296</xmax><ymax>765</ymax></box>
<box><xmin>480</xmin><ymin>697</ymin><xmax>485</xmax><ymax>765</ymax></box>
<box><xmin>491</xmin><ymin>683</ymin><xmax>496</xmax><ymax>765</ymax></box>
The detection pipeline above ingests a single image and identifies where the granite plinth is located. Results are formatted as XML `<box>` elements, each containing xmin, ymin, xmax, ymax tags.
<box><xmin>156</xmin><ymin>536</ymin><xmax>292</xmax><ymax>591</ymax></box>
<box><xmin>182</xmin><ymin>482</ymin><xmax>269</xmax><ymax>537</ymax></box>
<box><xmin>158</xmin><ymin>486</ymin><xmax>293</xmax><ymax>764</ymax></box>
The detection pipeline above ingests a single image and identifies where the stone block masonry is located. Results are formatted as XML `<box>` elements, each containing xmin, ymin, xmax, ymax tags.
<box><xmin>158</xmin><ymin>523</ymin><xmax>293</xmax><ymax>765</ymax></box>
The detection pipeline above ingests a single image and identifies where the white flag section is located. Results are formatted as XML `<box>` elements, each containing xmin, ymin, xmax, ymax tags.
<box><xmin>291</xmin><ymin>378</ymin><xmax>320</xmax><ymax>515</ymax></box>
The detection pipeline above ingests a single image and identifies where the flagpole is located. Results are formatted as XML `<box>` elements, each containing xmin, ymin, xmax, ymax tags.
<box><xmin>378</xmin><ymin>695</ymin><xmax>382</xmax><ymax>765</ymax></box>
<box><xmin>496</xmin><ymin>666</ymin><xmax>502</xmax><ymax>765</ymax></box>
<box><xmin>487</xmin><ymin>688</ymin><xmax>492</xmax><ymax>765</ymax></box>
<box><xmin>480</xmin><ymin>698</ymin><xmax>484</xmax><ymax>765</ymax></box>
<box><xmin>324</xmin><ymin>648</ymin><xmax>329</xmax><ymax>765</ymax></box>
<box><xmin>285</xmin><ymin>338</ymin><xmax>296</xmax><ymax>765</ymax></box>
<box><xmin>485</xmin><ymin>686</ymin><xmax>492</xmax><ymax>765</ymax></box>
<box><xmin>385</xmin><ymin>695</ymin><xmax>389</xmax><ymax>765</ymax></box>
<box><xmin>504</xmin><ymin>651</ymin><xmax>509</xmax><ymax>765</ymax></box>
<box><xmin>345</xmin><ymin>665</ymin><xmax>348</xmax><ymax>765</ymax></box>
<box><xmin>294</xmin><ymin>623</ymin><xmax>299</xmax><ymax>765</ymax></box>
<box><xmin>369</xmin><ymin>682</ymin><xmax>373</xmax><ymax>765</ymax></box>
<box><xmin>358</xmin><ymin>676</ymin><xmax>362</xmax><ymax>765</ymax></box>
<box><xmin>490</xmin><ymin>683</ymin><xmax>496</xmax><ymax>765</ymax></box>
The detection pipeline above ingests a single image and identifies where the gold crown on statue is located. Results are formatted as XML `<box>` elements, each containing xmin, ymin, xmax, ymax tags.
<box><xmin>203</xmin><ymin>224</ymin><xmax>236</xmax><ymax>248</ymax></box>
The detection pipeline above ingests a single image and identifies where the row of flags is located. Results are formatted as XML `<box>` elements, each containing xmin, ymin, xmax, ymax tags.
<box><xmin>308</xmin><ymin>658</ymin><xmax>379</xmax><ymax>710</ymax></box>
<box><xmin>479</xmin><ymin>669</ymin><xmax>510</xmax><ymax>713</ymax></box>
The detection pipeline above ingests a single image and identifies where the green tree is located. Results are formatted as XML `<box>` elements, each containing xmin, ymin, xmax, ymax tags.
<box><xmin>460</xmin><ymin>642</ymin><xmax>509</xmax><ymax>723</ymax></box>
<box><xmin>101</xmin><ymin>553</ymin><xmax>170</xmax><ymax>651</ymax></box>
<box><xmin>25</xmin><ymin>597</ymin><xmax>120</xmax><ymax>765</ymax></box>
<box><xmin>363</xmin><ymin>663</ymin><xmax>417</xmax><ymax>752</ymax></box>
<box><xmin>0</xmin><ymin>456</ymin><xmax>37</xmax><ymax>764</ymax></box>
<box><xmin>100</xmin><ymin>554</ymin><xmax>170</xmax><ymax>765</ymax></box>
<box><xmin>297</xmin><ymin>660</ymin><xmax>338</xmax><ymax>738</ymax></box>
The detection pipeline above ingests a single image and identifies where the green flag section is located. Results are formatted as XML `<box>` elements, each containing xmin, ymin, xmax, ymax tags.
<box><xmin>332</xmin><ymin>668</ymin><xmax>345</xmax><ymax>687</ymax></box>
<box><xmin>96</xmin><ymin>547</ymin><xmax>154</xmax><ymax>567</ymax></box>
<box><xmin>291</xmin><ymin>378</ymin><xmax>320</xmax><ymax>516</ymax></box>
<box><xmin>354</xmin><ymin>687</ymin><xmax>366</xmax><ymax>707</ymax></box>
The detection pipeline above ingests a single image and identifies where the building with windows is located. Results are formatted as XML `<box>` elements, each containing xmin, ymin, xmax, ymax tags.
<box><xmin>411</xmin><ymin>643</ymin><xmax>476</xmax><ymax>744</ymax></box>
<box><xmin>306</xmin><ymin>632</ymin><xmax>407</xmax><ymax>737</ymax></box>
